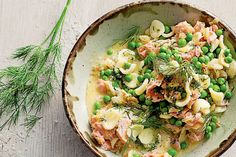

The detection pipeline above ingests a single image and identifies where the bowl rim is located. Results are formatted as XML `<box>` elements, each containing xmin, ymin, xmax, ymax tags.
<box><xmin>62</xmin><ymin>0</ymin><xmax>236</xmax><ymax>156</ymax></box>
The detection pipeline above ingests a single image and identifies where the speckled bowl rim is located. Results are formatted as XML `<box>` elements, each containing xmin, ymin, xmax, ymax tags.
<box><xmin>62</xmin><ymin>1</ymin><xmax>236</xmax><ymax>156</ymax></box>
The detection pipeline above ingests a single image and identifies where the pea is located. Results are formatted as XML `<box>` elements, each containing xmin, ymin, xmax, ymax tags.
<box><xmin>160</xmin><ymin>46</ymin><xmax>168</xmax><ymax>53</ymax></box>
<box><xmin>201</xmin><ymin>46</ymin><xmax>209</xmax><ymax>54</ymax></box>
<box><xmin>107</xmin><ymin>48</ymin><xmax>113</xmax><ymax>55</ymax></box>
<box><xmin>206</xmin><ymin>125</ymin><xmax>212</xmax><ymax>133</ymax></box>
<box><xmin>206</xmin><ymin>132</ymin><xmax>212</xmax><ymax>139</ymax></box>
<box><xmin>200</xmin><ymin>90</ymin><xmax>208</xmax><ymax>98</ymax></box>
<box><xmin>180</xmin><ymin>141</ymin><xmax>188</xmax><ymax>149</ymax></box>
<box><xmin>124</xmin><ymin>74</ymin><xmax>132</xmax><ymax>82</ymax></box>
<box><xmin>178</xmin><ymin>38</ymin><xmax>187</xmax><ymax>48</ymax></box>
<box><xmin>133</xmin><ymin>153</ymin><xmax>141</xmax><ymax>157</ymax></box>
<box><xmin>103</xmin><ymin>95</ymin><xmax>111</xmax><ymax>103</ymax></box>
<box><xmin>209</xmin><ymin>83</ymin><xmax>214</xmax><ymax>88</ymax></box>
<box><xmin>186</xmin><ymin>32</ymin><xmax>193</xmax><ymax>42</ymax></box>
<box><xmin>166</xmin><ymin>54</ymin><xmax>171</xmax><ymax>60</ymax></box>
<box><xmin>144</xmin><ymin>73</ymin><xmax>151</xmax><ymax>79</ymax></box>
<box><xmin>224</xmin><ymin>49</ymin><xmax>231</xmax><ymax>56</ymax></box>
<box><xmin>217</xmin><ymin>78</ymin><xmax>226</xmax><ymax>85</ymax></box>
<box><xmin>169</xmin><ymin>117</ymin><xmax>177</xmax><ymax>125</ymax></box>
<box><xmin>199</xmin><ymin>56</ymin><xmax>205</xmax><ymax>63</ymax></box>
<box><xmin>145</xmin><ymin>69</ymin><xmax>152</xmax><ymax>74</ymax></box>
<box><xmin>172</xmin><ymin>49</ymin><xmax>179</xmax><ymax>54</ymax></box>
<box><xmin>128</xmin><ymin>41</ymin><xmax>136</xmax><ymax>50</ymax></box>
<box><xmin>165</xmin><ymin>25</ymin><xmax>171</xmax><ymax>33</ymax></box>
<box><xmin>206</xmin><ymin>44</ymin><xmax>212</xmax><ymax>50</ymax></box>
<box><xmin>100</xmin><ymin>70</ymin><xmax>105</xmax><ymax>77</ymax></box>
<box><xmin>207</xmin><ymin>53</ymin><xmax>214</xmax><ymax>59</ymax></box>
<box><xmin>161</xmin><ymin>107</ymin><xmax>168</xmax><ymax>113</ymax></box>
<box><xmin>213</xmin><ymin>85</ymin><xmax>220</xmax><ymax>92</ymax></box>
<box><xmin>93</xmin><ymin>101</ymin><xmax>101</xmax><ymax>114</ymax></box>
<box><xmin>139</xmin><ymin>94</ymin><xmax>145</xmax><ymax>102</ymax></box>
<box><xmin>181</xmin><ymin>92</ymin><xmax>187</xmax><ymax>99</ymax></box>
<box><xmin>175</xmin><ymin>55</ymin><xmax>183</xmax><ymax>63</ymax></box>
<box><xmin>123</xmin><ymin>62</ymin><xmax>131</xmax><ymax>69</ymax></box>
<box><xmin>204</xmin><ymin>56</ymin><xmax>210</xmax><ymax>64</ymax></box>
<box><xmin>195</xmin><ymin>61</ymin><xmax>202</xmax><ymax>69</ymax></box>
<box><xmin>220</xmin><ymin>84</ymin><xmax>227</xmax><ymax>92</ymax></box>
<box><xmin>192</xmin><ymin>56</ymin><xmax>198</xmax><ymax>63</ymax></box>
<box><xmin>210</xmin><ymin>122</ymin><xmax>217</xmax><ymax>130</ymax></box>
<box><xmin>212</xmin><ymin>116</ymin><xmax>218</xmax><ymax>123</ymax></box>
<box><xmin>225</xmin><ymin>56</ymin><xmax>233</xmax><ymax>63</ymax></box>
<box><xmin>225</xmin><ymin>91</ymin><xmax>232</xmax><ymax>99</ymax></box>
<box><xmin>112</xmin><ymin>81</ymin><xmax>119</xmax><ymax>88</ymax></box>
<box><xmin>159</xmin><ymin>101</ymin><xmax>167</xmax><ymax>107</ymax></box>
<box><xmin>137</xmin><ymin>75</ymin><xmax>144</xmax><ymax>82</ymax></box>
<box><xmin>102</xmin><ymin>75</ymin><xmax>108</xmax><ymax>80</ymax></box>
<box><xmin>104</xmin><ymin>69</ymin><xmax>112</xmax><ymax>76</ymax></box>
<box><xmin>168</xmin><ymin>148</ymin><xmax>177</xmax><ymax>157</ymax></box>
<box><xmin>215</xmin><ymin>47</ymin><xmax>221</xmax><ymax>55</ymax></box>
<box><xmin>175</xmin><ymin>120</ymin><xmax>183</xmax><ymax>127</ymax></box>
<box><xmin>145</xmin><ymin>99</ymin><xmax>152</xmax><ymax>105</ymax></box>
<box><xmin>216</xmin><ymin>29</ymin><xmax>223</xmax><ymax>36</ymax></box>
<box><xmin>211</xmin><ymin>78</ymin><xmax>217</xmax><ymax>84</ymax></box>
<box><xmin>159</xmin><ymin>52</ymin><xmax>167</xmax><ymax>60</ymax></box>
<box><xmin>135</xmin><ymin>42</ymin><xmax>142</xmax><ymax>48</ymax></box>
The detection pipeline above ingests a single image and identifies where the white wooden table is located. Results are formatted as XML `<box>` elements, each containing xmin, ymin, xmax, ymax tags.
<box><xmin>0</xmin><ymin>0</ymin><xmax>236</xmax><ymax>156</ymax></box>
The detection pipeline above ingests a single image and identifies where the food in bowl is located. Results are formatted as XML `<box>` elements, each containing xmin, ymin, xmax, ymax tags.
<box><xmin>86</xmin><ymin>19</ymin><xmax>236</xmax><ymax>157</ymax></box>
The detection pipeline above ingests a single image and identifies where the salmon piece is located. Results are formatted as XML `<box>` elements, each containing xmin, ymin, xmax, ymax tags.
<box><xmin>166</xmin><ymin>124</ymin><xmax>182</xmax><ymax>134</ymax></box>
<box><xmin>187</xmin><ymin>90</ymin><xmax>200</xmax><ymax>109</ymax></box>
<box><xmin>187</xmin><ymin>131</ymin><xmax>204</xmax><ymax>143</ymax></box>
<box><xmin>146</xmin><ymin>80</ymin><xmax>164</xmax><ymax>102</ymax></box>
<box><xmin>137</xmin><ymin>42</ymin><xmax>159</xmax><ymax>58</ymax></box>
<box><xmin>116</xmin><ymin>118</ymin><xmax>132</xmax><ymax>143</ymax></box>
<box><xmin>210</xmin><ymin>24</ymin><xmax>218</xmax><ymax>32</ymax></box>
<box><xmin>181</xmin><ymin>46</ymin><xmax>201</xmax><ymax>61</ymax></box>
<box><xmin>171</xmin><ymin>138</ymin><xmax>181</xmax><ymax>150</ymax></box>
<box><xmin>173</xmin><ymin>21</ymin><xmax>195</xmax><ymax>36</ymax></box>
<box><xmin>194</xmin><ymin>21</ymin><xmax>205</xmax><ymax>32</ymax></box>
<box><xmin>97</xmin><ymin>80</ymin><xmax>107</xmax><ymax>93</ymax></box>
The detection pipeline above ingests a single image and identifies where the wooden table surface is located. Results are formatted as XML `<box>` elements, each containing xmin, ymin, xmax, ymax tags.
<box><xmin>0</xmin><ymin>0</ymin><xmax>235</xmax><ymax>156</ymax></box>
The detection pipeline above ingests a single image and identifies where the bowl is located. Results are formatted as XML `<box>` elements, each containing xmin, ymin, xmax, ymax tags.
<box><xmin>62</xmin><ymin>1</ymin><xmax>236</xmax><ymax>156</ymax></box>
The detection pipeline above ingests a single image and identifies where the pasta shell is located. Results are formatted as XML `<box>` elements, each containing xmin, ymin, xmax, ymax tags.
<box><xmin>192</xmin><ymin>32</ymin><xmax>202</xmax><ymax>45</ymax></box>
<box><xmin>149</xmin><ymin>20</ymin><xmax>165</xmax><ymax>39</ymax></box>
<box><xmin>162</xmin><ymin>31</ymin><xmax>174</xmax><ymax>38</ymax></box>
<box><xmin>139</xmin><ymin>35</ymin><xmax>151</xmax><ymax>43</ymax></box>
<box><xmin>102</xmin><ymin>108</ymin><xmax>123</xmax><ymax>130</ymax></box>
<box><xmin>194</xmin><ymin>74</ymin><xmax>210</xmax><ymax>89</ymax></box>
<box><xmin>193</xmin><ymin>99</ymin><xmax>210</xmax><ymax>115</ymax></box>
<box><xmin>207</xmin><ymin>58</ymin><xmax>223</xmax><ymax>70</ymax></box>
<box><xmin>218</xmin><ymin>49</ymin><xmax>230</xmax><ymax>68</ymax></box>
<box><xmin>119</xmin><ymin>63</ymin><xmax>137</xmax><ymax>74</ymax></box>
<box><xmin>138</xmin><ymin>128</ymin><xmax>155</xmax><ymax>144</ymax></box>
<box><xmin>130</xmin><ymin>124</ymin><xmax>144</xmax><ymax>140</ymax></box>
<box><xmin>215</xmin><ymin>106</ymin><xmax>227</xmax><ymax>113</ymax></box>
<box><xmin>175</xmin><ymin>79</ymin><xmax>192</xmax><ymax>107</ymax></box>
<box><xmin>135</xmin><ymin>79</ymin><xmax>149</xmax><ymax>95</ymax></box>
<box><xmin>124</xmin><ymin>73</ymin><xmax>139</xmax><ymax>88</ymax></box>
<box><xmin>219</xmin><ymin>35</ymin><xmax>226</xmax><ymax>49</ymax></box>
<box><xmin>226</xmin><ymin>60</ymin><xmax>236</xmax><ymax>78</ymax></box>
<box><xmin>210</xmin><ymin>39</ymin><xmax>220</xmax><ymax>52</ymax></box>
<box><xmin>209</xmin><ymin>88</ymin><xmax>224</xmax><ymax>105</ymax></box>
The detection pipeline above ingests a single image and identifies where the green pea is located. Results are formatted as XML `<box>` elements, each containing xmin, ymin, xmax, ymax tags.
<box><xmin>100</xmin><ymin>70</ymin><xmax>105</xmax><ymax>77</ymax></box>
<box><xmin>135</xmin><ymin>42</ymin><xmax>142</xmax><ymax>48</ymax></box>
<box><xmin>195</xmin><ymin>61</ymin><xmax>202</xmax><ymax>69</ymax></box>
<box><xmin>213</xmin><ymin>85</ymin><xmax>220</xmax><ymax>92</ymax></box>
<box><xmin>175</xmin><ymin>55</ymin><xmax>183</xmax><ymax>63</ymax></box>
<box><xmin>123</xmin><ymin>62</ymin><xmax>131</xmax><ymax>69</ymax></box>
<box><xmin>128</xmin><ymin>41</ymin><xmax>136</xmax><ymax>50</ymax></box>
<box><xmin>225</xmin><ymin>91</ymin><xmax>232</xmax><ymax>99</ymax></box>
<box><xmin>225</xmin><ymin>56</ymin><xmax>233</xmax><ymax>63</ymax></box>
<box><xmin>145</xmin><ymin>99</ymin><xmax>152</xmax><ymax>105</ymax></box>
<box><xmin>103</xmin><ymin>95</ymin><xmax>111</xmax><ymax>103</ymax></box>
<box><xmin>160</xmin><ymin>46</ymin><xmax>168</xmax><ymax>53</ymax></box>
<box><xmin>200</xmin><ymin>90</ymin><xmax>208</xmax><ymax>98</ymax></box>
<box><xmin>206</xmin><ymin>44</ymin><xmax>212</xmax><ymax>50</ymax></box>
<box><xmin>166</xmin><ymin>54</ymin><xmax>171</xmax><ymax>60</ymax></box>
<box><xmin>169</xmin><ymin>117</ymin><xmax>177</xmax><ymax>125</ymax></box>
<box><xmin>199</xmin><ymin>56</ymin><xmax>205</xmax><ymax>63</ymax></box>
<box><xmin>210</xmin><ymin>122</ymin><xmax>217</xmax><ymax>130</ymax></box>
<box><xmin>181</xmin><ymin>92</ymin><xmax>187</xmax><ymax>99</ymax></box>
<box><xmin>161</xmin><ymin>107</ymin><xmax>168</xmax><ymax>113</ymax></box>
<box><xmin>104</xmin><ymin>69</ymin><xmax>113</xmax><ymax>76</ymax></box>
<box><xmin>192</xmin><ymin>56</ymin><xmax>198</xmax><ymax>64</ymax></box>
<box><xmin>139</xmin><ymin>94</ymin><xmax>145</xmax><ymax>102</ymax></box>
<box><xmin>93</xmin><ymin>101</ymin><xmax>102</xmax><ymax>114</ymax></box>
<box><xmin>159</xmin><ymin>52</ymin><xmax>167</xmax><ymax>60</ymax></box>
<box><xmin>165</xmin><ymin>25</ymin><xmax>171</xmax><ymax>33</ymax></box>
<box><xmin>215</xmin><ymin>47</ymin><xmax>221</xmax><ymax>55</ymax></box>
<box><xmin>124</xmin><ymin>74</ymin><xmax>132</xmax><ymax>82</ymax></box>
<box><xmin>211</xmin><ymin>78</ymin><xmax>217</xmax><ymax>84</ymax></box>
<box><xmin>145</xmin><ymin>69</ymin><xmax>152</xmax><ymax>74</ymax></box>
<box><xmin>137</xmin><ymin>75</ymin><xmax>144</xmax><ymax>82</ymax></box>
<box><xmin>112</xmin><ymin>81</ymin><xmax>119</xmax><ymax>88</ymax></box>
<box><xmin>186</xmin><ymin>32</ymin><xmax>193</xmax><ymax>42</ymax></box>
<box><xmin>212</xmin><ymin>116</ymin><xmax>218</xmax><ymax>123</ymax></box>
<box><xmin>224</xmin><ymin>49</ymin><xmax>231</xmax><ymax>56</ymax></box>
<box><xmin>172</xmin><ymin>49</ymin><xmax>179</xmax><ymax>54</ymax></box>
<box><xmin>206</xmin><ymin>125</ymin><xmax>212</xmax><ymax>133</ymax></box>
<box><xmin>220</xmin><ymin>84</ymin><xmax>227</xmax><ymax>92</ymax></box>
<box><xmin>201</xmin><ymin>46</ymin><xmax>209</xmax><ymax>54</ymax></box>
<box><xmin>168</xmin><ymin>148</ymin><xmax>177</xmax><ymax>157</ymax></box>
<box><xmin>206</xmin><ymin>132</ymin><xmax>212</xmax><ymax>139</ymax></box>
<box><xmin>133</xmin><ymin>153</ymin><xmax>141</xmax><ymax>157</ymax></box>
<box><xmin>209</xmin><ymin>83</ymin><xmax>214</xmax><ymax>88</ymax></box>
<box><xmin>217</xmin><ymin>78</ymin><xmax>226</xmax><ymax>85</ymax></box>
<box><xmin>178</xmin><ymin>38</ymin><xmax>187</xmax><ymax>48</ymax></box>
<box><xmin>107</xmin><ymin>48</ymin><xmax>113</xmax><ymax>55</ymax></box>
<box><xmin>175</xmin><ymin>120</ymin><xmax>183</xmax><ymax>127</ymax></box>
<box><xmin>203</xmin><ymin>56</ymin><xmax>210</xmax><ymax>64</ymax></box>
<box><xmin>207</xmin><ymin>53</ymin><xmax>214</xmax><ymax>59</ymax></box>
<box><xmin>159</xmin><ymin>101</ymin><xmax>167</xmax><ymax>107</ymax></box>
<box><xmin>144</xmin><ymin>73</ymin><xmax>151</xmax><ymax>79</ymax></box>
<box><xmin>102</xmin><ymin>75</ymin><xmax>108</xmax><ymax>80</ymax></box>
<box><xmin>180</xmin><ymin>141</ymin><xmax>188</xmax><ymax>149</ymax></box>
<box><xmin>216</xmin><ymin>29</ymin><xmax>223</xmax><ymax>36</ymax></box>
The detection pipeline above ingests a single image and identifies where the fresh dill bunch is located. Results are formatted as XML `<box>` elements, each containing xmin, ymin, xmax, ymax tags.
<box><xmin>0</xmin><ymin>0</ymin><xmax>71</xmax><ymax>133</ymax></box>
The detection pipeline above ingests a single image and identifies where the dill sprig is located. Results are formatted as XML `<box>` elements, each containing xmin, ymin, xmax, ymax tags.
<box><xmin>0</xmin><ymin>0</ymin><xmax>71</xmax><ymax>132</ymax></box>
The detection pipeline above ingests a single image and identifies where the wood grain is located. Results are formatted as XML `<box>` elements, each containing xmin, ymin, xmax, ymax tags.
<box><xmin>0</xmin><ymin>0</ymin><xmax>236</xmax><ymax>157</ymax></box>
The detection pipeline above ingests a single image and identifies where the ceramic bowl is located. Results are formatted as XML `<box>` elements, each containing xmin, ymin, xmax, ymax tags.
<box><xmin>62</xmin><ymin>1</ymin><xmax>236</xmax><ymax>156</ymax></box>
